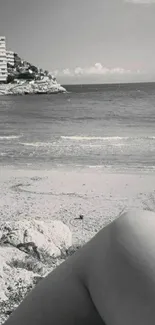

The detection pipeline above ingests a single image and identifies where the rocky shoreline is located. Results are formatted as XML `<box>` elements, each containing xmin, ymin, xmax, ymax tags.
<box><xmin>0</xmin><ymin>78</ymin><xmax>66</xmax><ymax>96</ymax></box>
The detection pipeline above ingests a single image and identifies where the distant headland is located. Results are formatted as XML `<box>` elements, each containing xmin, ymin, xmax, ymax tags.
<box><xmin>0</xmin><ymin>36</ymin><xmax>66</xmax><ymax>95</ymax></box>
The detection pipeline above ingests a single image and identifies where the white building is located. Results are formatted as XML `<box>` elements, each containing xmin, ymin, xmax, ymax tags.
<box><xmin>6</xmin><ymin>50</ymin><xmax>15</xmax><ymax>66</ymax></box>
<box><xmin>0</xmin><ymin>36</ymin><xmax>7</xmax><ymax>83</ymax></box>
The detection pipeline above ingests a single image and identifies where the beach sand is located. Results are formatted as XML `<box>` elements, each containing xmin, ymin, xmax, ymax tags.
<box><xmin>0</xmin><ymin>167</ymin><xmax>155</xmax><ymax>245</ymax></box>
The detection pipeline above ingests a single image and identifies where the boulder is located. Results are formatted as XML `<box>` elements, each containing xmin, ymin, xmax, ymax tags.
<box><xmin>0</xmin><ymin>219</ymin><xmax>72</xmax><ymax>259</ymax></box>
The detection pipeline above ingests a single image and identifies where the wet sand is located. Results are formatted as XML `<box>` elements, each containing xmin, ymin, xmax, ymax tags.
<box><xmin>0</xmin><ymin>167</ymin><xmax>155</xmax><ymax>244</ymax></box>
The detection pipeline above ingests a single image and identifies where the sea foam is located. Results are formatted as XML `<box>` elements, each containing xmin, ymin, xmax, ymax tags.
<box><xmin>61</xmin><ymin>136</ymin><xmax>155</xmax><ymax>141</ymax></box>
<box><xmin>61</xmin><ymin>136</ymin><xmax>127</xmax><ymax>140</ymax></box>
<box><xmin>0</xmin><ymin>135</ymin><xmax>21</xmax><ymax>140</ymax></box>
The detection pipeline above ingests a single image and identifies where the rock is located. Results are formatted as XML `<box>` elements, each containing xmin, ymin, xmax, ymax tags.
<box><xmin>65</xmin><ymin>244</ymin><xmax>82</xmax><ymax>257</ymax></box>
<box><xmin>0</xmin><ymin>248</ymin><xmax>40</xmax><ymax>324</ymax></box>
<box><xmin>0</xmin><ymin>246</ymin><xmax>38</xmax><ymax>302</ymax></box>
<box><xmin>0</xmin><ymin>219</ymin><xmax>72</xmax><ymax>323</ymax></box>
<box><xmin>0</xmin><ymin>79</ymin><xmax>66</xmax><ymax>95</ymax></box>
<box><xmin>0</xmin><ymin>219</ymin><xmax>72</xmax><ymax>259</ymax></box>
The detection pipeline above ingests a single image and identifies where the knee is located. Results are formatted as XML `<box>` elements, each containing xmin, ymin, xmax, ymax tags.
<box><xmin>111</xmin><ymin>209</ymin><xmax>155</xmax><ymax>255</ymax></box>
<box><xmin>115</xmin><ymin>208</ymin><xmax>155</xmax><ymax>233</ymax></box>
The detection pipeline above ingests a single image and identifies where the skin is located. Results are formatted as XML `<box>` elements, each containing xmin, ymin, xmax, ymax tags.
<box><xmin>4</xmin><ymin>209</ymin><xmax>155</xmax><ymax>325</ymax></box>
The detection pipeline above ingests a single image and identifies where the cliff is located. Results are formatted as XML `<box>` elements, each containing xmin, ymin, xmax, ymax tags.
<box><xmin>0</xmin><ymin>53</ymin><xmax>66</xmax><ymax>95</ymax></box>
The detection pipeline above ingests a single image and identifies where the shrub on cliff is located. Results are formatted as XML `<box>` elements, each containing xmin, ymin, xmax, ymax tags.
<box><xmin>7</xmin><ymin>75</ymin><xmax>15</xmax><ymax>83</ymax></box>
<box><xmin>17</xmin><ymin>72</ymin><xmax>35</xmax><ymax>80</ymax></box>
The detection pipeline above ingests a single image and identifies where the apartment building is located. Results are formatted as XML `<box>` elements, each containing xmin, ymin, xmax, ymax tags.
<box><xmin>0</xmin><ymin>36</ymin><xmax>7</xmax><ymax>83</ymax></box>
<box><xmin>6</xmin><ymin>50</ymin><xmax>15</xmax><ymax>66</ymax></box>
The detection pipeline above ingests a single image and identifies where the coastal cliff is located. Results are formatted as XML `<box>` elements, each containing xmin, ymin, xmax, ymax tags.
<box><xmin>0</xmin><ymin>53</ymin><xmax>66</xmax><ymax>95</ymax></box>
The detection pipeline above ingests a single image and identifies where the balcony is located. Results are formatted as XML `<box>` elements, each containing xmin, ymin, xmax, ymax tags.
<box><xmin>0</xmin><ymin>53</ymin><xmax>6</xmax><ymax>56</ymax></box>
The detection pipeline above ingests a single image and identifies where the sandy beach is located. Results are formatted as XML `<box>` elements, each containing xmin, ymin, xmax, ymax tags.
<box><xmin>0</xmin><ymin>167</ymin><xmax>155</xmax><ymax>245</ymax></box>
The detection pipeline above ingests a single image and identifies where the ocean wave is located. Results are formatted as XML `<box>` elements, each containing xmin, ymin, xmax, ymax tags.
<box><xmin>61</xmin><ymin>136</ymin><xmax>155</xmax><ymax>141</ymax></box>
<box><xmin>0</xmin><ymin>135</ymin><xmax>21</xmax><ymax>140</ymax></box>
<box><xmin>20</xmin><ymin>142</ymin><xmax>51</xmax><ymax>147</ymax></box>
<box><xmin>61</xmin><ymin>136</ymin><xmax>127</xmax><ymax>140</ymax></box>
<box><xmin>18</xmin><ymin>136</ymin><xmax>155</xmax><ymax>148</ymax></box>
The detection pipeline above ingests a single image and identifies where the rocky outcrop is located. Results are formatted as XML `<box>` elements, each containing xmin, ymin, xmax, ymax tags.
<box><xmin>0</xmin><ymin>219</ymin><xmax>73</xmax><ymax>323</ymax></box>
<box><xmin>0</xmin><ymin>53</ymin><xmax>66</xmax><ymax>95</ymax></box>
<box><xmin>0</xmin><ymin>79</ymin><xmax>66</xmax><ymax>95</ymax></box>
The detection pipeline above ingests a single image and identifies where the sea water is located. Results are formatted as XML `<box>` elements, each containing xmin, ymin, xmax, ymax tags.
<box><xmin>0</xmin><ymin>82</ymin><xmax>155</xmax><ymax>172</ymax></box>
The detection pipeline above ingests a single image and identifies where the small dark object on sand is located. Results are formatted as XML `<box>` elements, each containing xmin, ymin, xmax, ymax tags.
<box><xmin>74</xmin><ymin>214</ymin><xmax>84</xmax><ymax>220</ymax></box>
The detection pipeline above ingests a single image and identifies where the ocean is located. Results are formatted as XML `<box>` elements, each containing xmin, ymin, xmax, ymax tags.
<box><xmin>0</xmin><ymin>82</ymin><xmax>155</xmax><ymax>172</ymax></box>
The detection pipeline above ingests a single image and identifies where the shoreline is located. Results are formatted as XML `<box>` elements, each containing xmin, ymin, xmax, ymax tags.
<box><xmin>1</xmin><ymin>163</ymin><xmax>155</xmax><ymax>175</ymax></box>
<box><xmin>0</xmin><ymin>167</ymin><xmax>155</xmax><ymax>245</ymax></box>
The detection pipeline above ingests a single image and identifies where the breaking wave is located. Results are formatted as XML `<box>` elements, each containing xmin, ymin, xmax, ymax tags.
<box><xmin>20</xmin><ymin>142</ymin><xmax>51</xmax><ymax>147</ymax></box>
<box><xmin>20</xmin><ymin>136</ymin><xmax>155</xmax><ymax>148</ymax></box>
<box><xmin>61</xmin><ymin>136</ymin><xmax>155</xmax><ymax>141</ymax></box>
<box><xmin>61</xmin><ymin>136</ymin><xmax>127</xmax><ymax>140</ymax></box>
<box><xmin>0</xmin><ymin>135</ymin><xmax>21</xmax><ymax>140</ymax></box>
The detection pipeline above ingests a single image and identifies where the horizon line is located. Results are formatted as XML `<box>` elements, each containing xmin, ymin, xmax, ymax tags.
<box><xmin>62</xmin><ymin>81</ymin><xmax>155</xmax><ymax>86</ymax></box>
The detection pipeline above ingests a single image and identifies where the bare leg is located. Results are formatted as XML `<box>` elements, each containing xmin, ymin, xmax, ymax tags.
<box><xmin>3</xmin><ymin>209</ymin><xmax>155</xmax><ymax>325</ymax></box>
<box><xmin>86</xmin><ymin>209</ymin><xmax>155</xmax><ymax>325</ymax></box>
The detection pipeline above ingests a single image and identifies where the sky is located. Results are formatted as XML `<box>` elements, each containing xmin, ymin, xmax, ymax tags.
<box><xmin>0</xmin><ymin>0</ymin><xmax>155</xmax><ymax>84</ymax></box>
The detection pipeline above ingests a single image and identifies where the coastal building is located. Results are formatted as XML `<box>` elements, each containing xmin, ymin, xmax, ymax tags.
<box><xmin>0</xmin><ymin>36</ymin><xmax>7</xmax><ymax>83</ymax></box>
<box><xmin>6</xmin><ymin>50</ymin><xmax>15</xmax><ymax>66</ymax></box>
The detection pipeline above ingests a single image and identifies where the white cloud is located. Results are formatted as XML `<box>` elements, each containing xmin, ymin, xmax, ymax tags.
<box><xmin>58</xmin><ymin>63</ymin><xmax>141</xmax><ymax>78</ymax></box>
<box><xmin>74</xmin><ymin>67</ymin><xmax>84</xmax><ymax>75</ymax></box>
<box><xmin>125</xmin><ymin>0</ymin><xmax>155</xmax><ymax>4</ymax></box>
<box><xmin>84</xmin><ymin>63</ymin><xmax>109</xmax><ymax>75</ymax></box>
<box><xmin>72</xmin><ymin>63</ymin><xmax>132</xmax><ymax>76</ymax></box>
<box><xmin>63</xmin><ymin>68</ymin><xmax>72</xmax><ymax>76</ymax></box>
